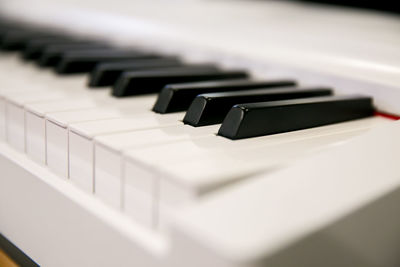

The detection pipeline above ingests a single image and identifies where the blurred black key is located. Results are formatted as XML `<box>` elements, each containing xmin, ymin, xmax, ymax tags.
<box><xmin>88</xmin><ymin>57</ymin><xmax>182</xmax><ymax>87</ymax></box>
<box><xmin>112</xmin><ymin>68</ymin><xmax>248</xmax><ymax>97</ymax></box>
<box><xmin>218</xmin><ymin>95</ymin><xmax>374</xmax><ymax>140</ymax></box>
<box><xmin>184</xmin><ymin>87</ymin><xmax>332</xmax><ymax>126</ymax></box>
<box><xmin>0</xmin><ymin>30</ymin><xmax>57</xmax><ymax>51</ymax></box>
<box><xmin>38</xmin><ymin>43</ymin><xmax>111</xmax><ymax>67</ymax></box>
<box><xmin>153</xmin><ymin>79</ymin><xmax>297</xmax><ymax>114</ymax></box>
<box><xmin>22</xmin><ymin>37</ymin><xmax>77</xmax><ymax>60</ymax></box>
<box><xmin>56</xmin><ymin>49</ymin><xmax>160</xmax><ymax>74</ymax></box>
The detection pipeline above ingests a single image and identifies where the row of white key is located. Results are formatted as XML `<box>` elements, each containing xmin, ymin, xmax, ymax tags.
<box><xmin>0</xmin><ymin>53</ymin><xmax>393</xmax><ymax>230</ymax></box>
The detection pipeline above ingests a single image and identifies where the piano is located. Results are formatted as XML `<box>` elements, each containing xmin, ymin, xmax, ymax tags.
<box><xmin>0</xmin><ymin>0</ymin><xmax>399</xmax><ymax>266</ymax></box>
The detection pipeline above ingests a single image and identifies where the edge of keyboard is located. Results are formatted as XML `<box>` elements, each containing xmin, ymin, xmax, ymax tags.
<box><xmin>0</xmin><ymin>142</ymin><xmax>168</xmax><ymax>266</ymax></box>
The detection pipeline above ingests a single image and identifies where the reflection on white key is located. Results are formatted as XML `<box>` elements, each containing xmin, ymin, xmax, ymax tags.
<box><xmin>4</xmin><ymin>90</ymin><xmax>72</xmax><ymax>152</ymax></box>
<box><xmin>171</xmin><ymin>121</ymin><xmax>400</xmax><ymax>267</ymax></box>
<box><xmin>122</xmin><ymin>117</ymin><xmax>391</xmax><ymax>229</ymax></box>
<box><xmin>94</xmin><ymin>124</ymin><xmax>219</xmax><ymax>226</ymax></box>
<box><xmin>24</xmin><ymin>98</ymin><xmax>102</xmax><ymax>164</ymax></box>
<box><xmin>0</xmin><ymin>98</ymin><xmax>5</xmax><ymax>141</ymax></box>
<box><xmin>45</xmin><ymin>95</ymin><xmax>156</xmax><ymax>178</ymax></box>
<box><xmin>68</xmin><ymin>112</ymin><xmax>184</xmax><ymax>207</ymax></box>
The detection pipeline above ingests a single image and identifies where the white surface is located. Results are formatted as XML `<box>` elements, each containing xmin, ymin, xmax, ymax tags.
<box><xmin>5</xmin><ymin>102</ymin><xmax>25</xmax><ymax>152</ymax></box>
<box><xmin>93</xmin><ymin>124</ymin><xmax>218</xmax><ymax>227</ymax></box>
<box><xmin>69</xmin><ymin>131</ymin><xmax>94</xmax><ymax>193</ymax></box>
<box><xmin>125</xmin><ymin>117</ymin><xmax>390</xmax><ymax>191</ymax></box>
<box><xmin>0</xmin><ymin>1</ymin><xmax>399</xmax><ymax>266</ymax></box>
<box><xmin>0</xmin><ymin>98</ymin><xmax>5</xmax><ymax>141</ymax></box>
<box><xmin>171</xmin><ymin>120</ymin><xmax>400</xmax><ymax>267</ymax></box>
<box><xmin>1</xmin><ymin>0</ymin><xmax>399</xmax><ymax>114</ymax></box>
<box><xmin>69</xmin><ymin>114</ymin><xmax>184</xmax><ymax>200</ymax></box>
<box><xmin>46</xmin><ymin>120</ymin><xmax>69</xmax><ymax>178</ymax></box>
<box><xmin>123</xmin><ymin>117</ymin><xmax>391</xmax><ymax>229</ymax></box>
<box><xmin>45</xmin><ymin>107</ymin><xmax>152</xmax><ymax>178</ymax></box>
<box><xmin>69</xmin><ymin>113</ymin><xmax>184</xmax><ymax>138</ymax></box>
<box><xmin>0</xmin><ymin>142</ymin><xmax>167</xmax><ymax>267</ymax></box>
<box><xmin>124</xmin><ymin>161</ymin><xmax>157</xmax><ymax>228</ymax></box>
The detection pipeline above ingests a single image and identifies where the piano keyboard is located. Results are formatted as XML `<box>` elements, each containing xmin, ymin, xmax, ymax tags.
<box><xmin>0</xmin><ymin>2</ymin><xmax>399</xmax><ymax>266</ymax></box>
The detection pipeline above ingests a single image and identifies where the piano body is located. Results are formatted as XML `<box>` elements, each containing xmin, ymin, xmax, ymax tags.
<box><xmin>0</xmin><ymin>0</ymin><xmax>400</xmax><ymax>266</ymax></box>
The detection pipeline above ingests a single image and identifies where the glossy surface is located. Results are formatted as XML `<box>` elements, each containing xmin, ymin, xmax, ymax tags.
<box><xmin>112</xmin><ymin>68</ymin><xmax>248</xmax><ymax>97</ymax></box>
<box><xmin>218</xmin><ymin>95</ymin><xmax>375</xmax><ymax>139</ymax></box>
<box><xmin>88</xmin><ymin>57</ymin><xmax>182</xmax><ymax>87</ymax></box>
<box><xmin>38</xmin><ymin>43</ymin><xmax>111</xmax><ymax>67</ymax></box>
<box><xmin>153</xmin><ymin>79</ymin><xmax>297</xmax><ymax>114</ymax></box>
<box><xmin>55</xmin><ymin>49</ymin><xmax>161</xmax><ymax>73</ymax></box>
<box><xmin>183</xmin><ymin>87</ymin><xmax>332</xmax><ymax>126</ymax></box>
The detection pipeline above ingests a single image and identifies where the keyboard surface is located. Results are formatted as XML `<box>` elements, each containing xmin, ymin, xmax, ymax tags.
<box><xmin>0</xmin><ymin>1</ymin><xmax>400</xmax><ymax>266</ymax></box>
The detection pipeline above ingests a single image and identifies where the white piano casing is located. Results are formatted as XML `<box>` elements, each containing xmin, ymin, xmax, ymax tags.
<box><xmin>0</xmin><ymin>0</ymin><xmax>400</xmax><ymax>266</ymax></box>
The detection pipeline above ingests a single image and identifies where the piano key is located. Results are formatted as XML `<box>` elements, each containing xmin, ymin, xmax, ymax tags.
<box><xmin>94</xmin><ymin>124</ymin><xmax>220</xmax><ymax>223</ymax></box>
<box><xmin>152</xmin><ymin>79</ymin><xmax>297</xmax><ymax>114</ymax></box>
<box><xmin>45</xmin><ymin>96</ymin><xmax>157</xmax><ymax>178</ymax></box>
<box><xmin>183</xmin><ymin>87</ymin><xmax>332</xmax><ymax>127</ymax></box>
<box><xmin>88</xmin><ymin>57</ymin><xmax>183</xmax><ymax>87</ymax></box>
<box><xmin>22</xmin><ymin>37</ymin><xmax>78</xmax><ymax>60</ymax></box>
<box><xmin>4</xmin><ymin>90</ymin><xmax>77</xmax><ymax>151</ymax></box>
<box><xmin>69</xmin><ymin>112</ymin><xmax>184</xmax><ymax>197</ymax></box>
<box><xmin>55</xmin><ymin>49</ymin><xmax>162</xmax><ymax>74</ymax></box>
<box><xmin>122</xmin><ymin>116</ymin><xmax>390</xmax><ymax>228</ymax></box>
<box><xmin>218</xmin><ymin>95</ymin><xmax>375</xmax><ymax>140</ymax></box>
<box><xmin>23</xmin><ymin>89</ymin><xmax>158</xmax><ymax>165</ymax></box>
<box><xmin>38</xmin><ymin>43</ymin><xmax>112</xmax><ymax>67</ymax></box>
<box><xmin>112</xmin><ymin>68</ymin><xmax>248</xmax><ymax>97</ymax></box>
<box><xmin>0</xmin><ymin>30</ymin><xmax>58</xmax><ymax>51</ymax></box>
<box><xmin>170</xmin><ymin>121</ymin><xmax>400</xmax><ymax>267</ymax></box>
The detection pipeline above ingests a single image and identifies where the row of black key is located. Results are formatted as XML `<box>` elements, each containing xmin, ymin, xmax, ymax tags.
<box><xmin>0</xmin><ymin>22</ymin><xmax>375</xmax><ymax>140</ymax></box>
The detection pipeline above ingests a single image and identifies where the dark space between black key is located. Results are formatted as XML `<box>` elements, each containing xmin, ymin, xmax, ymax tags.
<box><xmin>88</xmin><ymin>57</ymin><xmax>183</xmax><ymax>87</ymax></box>
<box><xmin>112</xmin><ymin>69</ymin><xmax>248</xmax><ymax>97</ymax></box>
<box><xmin>38</xmin><ymin>43</ymin><xmax>112</xmax><ymax>67</ymax></box>
<box><xmin>152</xmin><ymin>79</ymin><xmax>297</xmax><ymax>114</ymax></box>
<box><xmin>218</xmin><ymin>95</ymin><xmax>374</xmax><ymax>140</ymax></box>
<box><xmin>22</xmin><ymin>37</ymin><xmax>81</xmax><ymax>60</ymax></box>
<box><xmin>183</xmin><ymin>87</ymin><xmax>332</xmax><ymax>126</ymax></box>
<box><xmin>55</xmin><ymin>49</ymin><xmax>161</xmax><ymax>74</ymax></box>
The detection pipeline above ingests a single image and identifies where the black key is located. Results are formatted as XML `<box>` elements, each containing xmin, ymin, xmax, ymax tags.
<box><xmin>38</xmin><ymin>43</ymin><xmax>111</xmax><ymax>67</ymax></box>
<box><xmin>88</xmin><ymin>57</ymin><xmax>183</xmax><ymax>87</ymax></box>
<box><xmin>153</xmin><ymin>79</ymin><xmax>297</xmax><ymax>114</ymax></box>
<box><xmin>0</xmin><ymin>30</ymin><xmax>57</xmax><ymax>51</ymax></box>
<box><xmin>112</xmin><ymin>68</ymin><xmax>248</xmax><ymax>97</ymax></box>
<box><xmin>183</xmin><ymin>87</ymin><xmax>332</xmax><ymax>126</ymax></box>
<box><xmin>22</xmin><ymin>37</ymin><xmax>78</xmax><ymax>60</ymax></box>
<box><xmin>218</xmin><ymin>95</ymin><xmax>374</xmax><ymax>140</ymax></box>
<box><xmin>55</xmin><ymin>49</ymin><xmax>160</xmax><ymax>74</ymax></box>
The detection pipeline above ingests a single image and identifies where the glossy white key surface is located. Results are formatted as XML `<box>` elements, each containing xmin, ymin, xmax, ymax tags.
<box><xmin>45</xmin><ymin>105</ymin><xmax>152</xmax><ymax>178</ymax></box>
<box><xmin>0</xmin><ymin>98</ymin><xmax>5</xmax><ymax>141</ymax></box>
<box><xmin>1</xmin><ymin>1</ymin><xmax>400</xmax><ymax>265</ymax></box>
<box><xmin>69</xmin><ymin>113</ymin><xmax>184</xmax><ymax>203</ymax></box>
<box><xmin>93</xmin><ymin>124</ymin><xmax>219</xmax><ymax>225</ymax></box>
<box><xmin>5</xmin><ymin>102</ymin><xmax>25</xmax><ymax>151</ymax></box>
<box><xmin>69</xmin><ymin>113</ymin><xmax>185</xmax><ymax>138</ymax></box>
<box><xmin>95</xmin><ymin>124</ymin><xmax>219</xmax><ymax>152</ymax></box>
<box><xmin>123</xmin><ymin>117</ymin><xmax>391</xmax><ymax>228</ymax></box>
<box><xmin>171</xmin><ymin>120</ymin><xmax>400</xmax><ymax>267</ymax></box>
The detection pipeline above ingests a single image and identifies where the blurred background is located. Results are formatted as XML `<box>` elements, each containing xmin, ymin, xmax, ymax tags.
<box><xmin>0</xmin><ymin>0</ymin><xmax>399</xmax><ymax>86</ymax></box>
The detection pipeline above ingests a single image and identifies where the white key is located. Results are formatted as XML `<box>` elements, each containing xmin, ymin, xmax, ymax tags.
<box><xmin>45</xmin><ymin>95</ymin><xmax>156</xmax><ymax>178</ymax></box>
<box><xmin>24</xmin><ymin>98</ymin><xmax>102</xmax><ymax>164</ymax></box>
<box><xmin>69</xmin><ymin>112</ymin><xmax>184</xmax><ymax>204</ymax></box>
<box><xmin>94</xmin><ymin>124</ymin><xmax>219</xmax><ymax>226</ymax></box>
<box><xmin>4</xmin><ymin>90</ymin><xmax>73</xmax><ymax>151</ymax></box>
<box><xmin>0</xmin><ymin>98</ymin><xmax>6</xmax><ymax>141</ymax></box>
<box><xmin>122</xmin><ymin>117</ymin><xmax>391</xmax><ymax>229</ymax></box>
<box><xmin>171</xmin><ymin>120</ymin><xmax>400</xmax><ymax>267</ymax></box>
